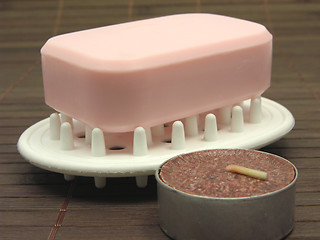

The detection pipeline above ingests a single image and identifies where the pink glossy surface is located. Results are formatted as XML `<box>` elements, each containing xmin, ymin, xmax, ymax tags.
<box><xmin>41</xmin><ymin>13</ymin><xmax>272</xmax><ymax>132</ymax></box>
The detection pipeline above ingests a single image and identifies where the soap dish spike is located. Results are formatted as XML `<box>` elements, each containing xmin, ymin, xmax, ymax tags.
<box><xmin>231</xmin><ymin>106</ymin><xmax>244</xmax><ymax>132</ymax></box>
<box><xmin>60</xmin><ymin>119</ymin><xmax>75</xmax><ymax>181</ymax></box>
<box><xmin>171</xmin><ymin>121</ymin><xmax>185</xmax><ymax>150</ymax></box>
<box><xmin>133</xmin><ymin>127</ymin><xmax>148</xmax><ymax>156</ymax></box>
<box><xmin>250</xmin><ymin>97</ymin><xmax>262</xmax><ymax>123</ymax></box>
<box><xmin>133</xmin><ymin>127</ymin><xmax>149</xmax><ymax>187</ymax></box>
<box><xmin>90</xmin><ymin>128</ymin><xmax>107</xmax><ymax>188</ymax></box>
<box><xmin>60</xmin><ymin>122</ymin><xmax>74</xmax><ymax>150</ymax></box>
<box><xmin>50</xmin><ymin>112</ymin><xmax>61</xmax><ymax>140</ymax></box>
<box><xmin>91</xmin><ymin>128</ymin><xmax>106</xmax><ymax>157</ymax></box>
<box><xmin>64</xmin><ymin>174</ymin><xmax>75</xmax><ymax>181</ymax></box>
<box><xmin>94</xmin><ymin>177</ymin><xmax>106</xmax><ymax>189</ymax></box>
<box><xmin>136</xmin><ymin>175</ymin><xmax>148</xmax><ymax>188</ymax></box>
<box><xmin>204</xmin><ymin>113</ymin><xmax>218</xmax><ymax>141</ymax></box>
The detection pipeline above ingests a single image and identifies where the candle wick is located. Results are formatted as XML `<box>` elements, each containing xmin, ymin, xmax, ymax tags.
<box><xmin>226</xmin><ymin>164</ymin><xmax>268</xmax><ymax>180</ymax></box>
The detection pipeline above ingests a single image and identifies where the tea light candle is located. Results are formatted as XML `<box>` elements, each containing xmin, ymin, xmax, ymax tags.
<box><xmin>156</xmin><ymin>149</ymin><xmax>298</xmax><ymax>240</ymax></box>
<box><xmin>159</xmin><ymin>149</ymin><xmax>294</xmax><ymax>198</ymax></box>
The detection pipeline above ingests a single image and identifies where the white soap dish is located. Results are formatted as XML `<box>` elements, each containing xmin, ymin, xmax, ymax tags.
<box><xmin>17</xmin><ymin>97</ymin><xmax>294</xmax><ymax>188</ymax></box>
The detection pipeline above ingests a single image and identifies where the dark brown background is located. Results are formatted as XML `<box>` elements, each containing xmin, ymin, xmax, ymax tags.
<box><xmin>1</xmin><ymin>0</ymin><xmax>319</xmax><ymax>239</ymax></box>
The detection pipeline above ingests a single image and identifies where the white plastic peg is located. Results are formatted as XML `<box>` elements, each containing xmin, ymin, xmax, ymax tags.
<box><xmin>204</xmin><ymin>113</ymin><xmax>218</xmax><ymax>141</ymax></box>
<box><xmin>250</xmin><ymin>97</ymin><xmax>262</xmax><ymax>123</ymax></box>
<box><xmin>171</xmin><ymin>121</ymin><xmax>185</xmax><ymax>150</ymax></box>
<box><xmin>133</xmin><ymin>127</ymin><xmax>148</xmax><ymax>156</ymax></box>
<box><xmin>94</xmin><ymin>177</ymin><xmax>106</xmax><ymax>188</ymax></box>
<box><xmin>136</xmin><ymin>176</ymin><xmax>148</xmax><ymax>188</ymax></box>
<box><xmin>231</xmin><ymin>106</ymin><xmax>244</xmax><ymax>132</ymax></box>
<box><xmin>64</xmin><ymin>174</ymin><xmax>75</xmax><ymax>181</ymax></box>
<box><xmin>60</xmin><ymin>122</ymin><xmax>74</xmax><ymax>150</ymax></box>
<box><xmin>50</xmin><ymin>113</ymin><xmax>61</xmax><ymax>140</ymax></box>
<box><xmin>91</xmin><ymin>128</ymin><xmax>106</xmax><ymax>157</ymax></box>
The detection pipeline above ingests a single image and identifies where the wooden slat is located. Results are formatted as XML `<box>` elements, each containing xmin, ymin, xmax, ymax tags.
<box><xmin>0</xmin><ymin>227</ymin><xmax>53</xmax><ymax>240</ymax></box>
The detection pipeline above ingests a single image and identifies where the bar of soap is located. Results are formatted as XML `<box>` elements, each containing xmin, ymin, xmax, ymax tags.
<box><xmin>41</xmin><ymin>13</ymin><xmax>272</xmax><ymax>132</ymax></box>
<box><xmin>159</xmin><ymin>149</ymin><xmax>295</xmax><ymax>198</ymax></box>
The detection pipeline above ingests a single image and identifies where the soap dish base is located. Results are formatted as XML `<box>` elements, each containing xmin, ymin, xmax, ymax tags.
<box><xmin>17</xmin><ymin>98</ymin><xmax>294</xmax><ymax>188</ymax></box>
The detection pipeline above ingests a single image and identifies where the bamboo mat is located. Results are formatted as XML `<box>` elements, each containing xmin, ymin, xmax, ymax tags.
<box><xmin>1</xmin><ymin>0</ymin><xmax>319</xmax><ymax>239</ymax></box>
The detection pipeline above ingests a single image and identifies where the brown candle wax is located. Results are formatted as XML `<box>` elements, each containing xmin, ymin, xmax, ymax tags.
<box><xmin>159</xmin><ymin>149</ymin><xmax>295</xmax><ymax>198</ymax></box>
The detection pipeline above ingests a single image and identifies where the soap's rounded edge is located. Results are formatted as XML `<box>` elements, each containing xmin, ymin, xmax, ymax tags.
<box><xmin>40</xmin><ymin>13</ymin><xmax>274</xmax><ymax>73</ymax></box>
<box><xmin>41</xmin><ymin>37</ymin><xmax>273</xmax><ymax>74</ymax></box>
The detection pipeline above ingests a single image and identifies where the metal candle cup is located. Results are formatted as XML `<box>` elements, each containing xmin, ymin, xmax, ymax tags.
<box><xmin>156</xmin><ymin>149</ymin><xmax>298</xmax><ymax>240</ymax></box>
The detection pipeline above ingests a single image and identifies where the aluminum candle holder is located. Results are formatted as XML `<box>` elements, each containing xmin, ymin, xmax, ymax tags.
<box><xmin>156</xmin><ymin>149</ymin><xmax>298</xmax><ymax>240</ymax></box>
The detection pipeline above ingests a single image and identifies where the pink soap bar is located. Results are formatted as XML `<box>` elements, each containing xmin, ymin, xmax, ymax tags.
<box><xmin>41</xmin><ymin>13</ymin><xmax>272</xmax><ymax>132</ymax></box>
